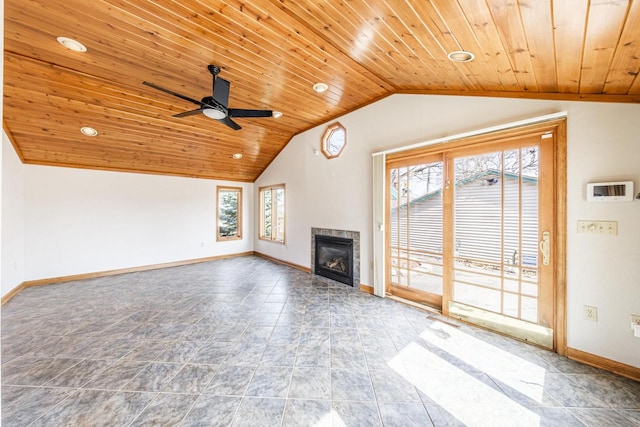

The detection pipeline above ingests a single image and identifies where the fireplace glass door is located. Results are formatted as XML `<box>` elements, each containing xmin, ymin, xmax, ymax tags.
<box><xmin>315</xmin><ymin>235</ymin><xmax>354</xmax><ymax>286</ymax></box>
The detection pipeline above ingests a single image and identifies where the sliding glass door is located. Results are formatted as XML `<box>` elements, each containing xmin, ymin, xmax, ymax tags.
<box><xmin>386</xmin><ymin>128</ymin><xmax>557</xmax><ymax>348</ymax></box>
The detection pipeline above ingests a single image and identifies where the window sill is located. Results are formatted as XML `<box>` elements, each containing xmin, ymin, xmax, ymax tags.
<box><xmin>259</xmin><ymin>237</ymin><xmax>285</xmax><ymax>245</ymax></box>
<box><xmin>217</xmin><ymin>236</ymin><xmax>242</xmax><ymax>242</ymax></box>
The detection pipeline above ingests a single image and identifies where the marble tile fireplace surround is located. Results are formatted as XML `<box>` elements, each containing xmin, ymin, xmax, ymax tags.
<box><xmin>311</xmin><ymin>228</ymin><xmax>360</xmax><ymax>287</ymax></box>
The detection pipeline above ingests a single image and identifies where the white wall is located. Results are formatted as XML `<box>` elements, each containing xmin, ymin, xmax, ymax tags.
<box><xmin>254</xmin><ymin>94</ymin><xmax>640</xmax><ymax>368</ymax></box>
<box><xmin>1</xmin><ymin>133</ymin><xmax>25</xmax><ymax>296</ymax></box>
<box><xmin>255</xmin><ymin>118</ymin><xmax>373</xmax><ymax>273</ymax></box>
<box><xmin>565</xmin><ymin>104</ymin><xmax>640</xmax><ymax>366</ymax></box>
<box><xmin>18</xmin><ymin>162</ymin><xmax>253</xmax><ymax>283</ymax></box>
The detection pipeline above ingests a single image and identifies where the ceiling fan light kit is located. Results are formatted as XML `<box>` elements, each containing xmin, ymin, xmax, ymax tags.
<box><xmin>202</xmin><ymin>108</ymin><xmax>226</xmax><ymax>120</ymax></box>
<box><xmin>143</xmin><ymin>65</ymin><xmax>273</xmax><ymax>131</ymax></box>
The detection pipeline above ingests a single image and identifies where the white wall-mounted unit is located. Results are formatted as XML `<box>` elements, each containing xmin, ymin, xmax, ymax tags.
<box><xmin>586</xmin><ymin>181</ymin><xmax>634</xmax><ymax>202</ymax></box>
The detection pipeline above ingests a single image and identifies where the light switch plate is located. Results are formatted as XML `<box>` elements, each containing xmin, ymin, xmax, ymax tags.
<box><xmin>577</xmin><ymin>220</ymin><xmax>618</xmax><ymax>235</ymax></box>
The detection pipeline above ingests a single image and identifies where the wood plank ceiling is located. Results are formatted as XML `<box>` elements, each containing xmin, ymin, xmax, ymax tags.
<box><xmin>4</xmin><ymin>0</ymin><xmax>640</xmax><ymax>182</ymax></box>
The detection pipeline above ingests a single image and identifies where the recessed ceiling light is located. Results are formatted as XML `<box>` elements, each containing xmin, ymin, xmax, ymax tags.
<box><xmin>447</xmin><ymin>50</ymin><xmax>475</xmax><ymax>63</ymax></box>
<box><xmin>57</xmin><ymin>37</ymin><xmax>87</xmax><ymax>52</ymax></box>
<box><xmin>80</xmin><ymin>126</ymin><xmax>98</xmax><ymax>137</ymax></box>
<box><xmin>272</xmin><ymin>111</ymin><xmax>283</xmax><ymax>118</ymax></box>
<box><xmin>313</xmin><ymin>82</ymin><xmax>329</xmax><ymax>93</ymax></box>
<box><xmin>232</xmin><ymin>153</ymin><xmax>243</xmax><ymax>160</ymax></box>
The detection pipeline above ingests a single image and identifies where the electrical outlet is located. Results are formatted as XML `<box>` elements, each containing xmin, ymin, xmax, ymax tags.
<box><xmin>630</xmin><ymin>315</ymin><xmax>640</xmax><ymax>330</ymax></box>
<box><xmin>584</xmin><ymin>305</ymin><xmax>598</xmax><ymax>322</ymax></box>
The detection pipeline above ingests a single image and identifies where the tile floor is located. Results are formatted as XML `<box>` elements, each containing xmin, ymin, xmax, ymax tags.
<box><xmin>2</xmin><ymin>255</ymin><xmax>639</xmax><ymax>426</ymax></box>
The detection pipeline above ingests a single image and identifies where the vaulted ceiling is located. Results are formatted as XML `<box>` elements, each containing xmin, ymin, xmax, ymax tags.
<box><xmin>4</xmin><ymin>0</ymin><xmax>640</xmax><ymax>182</ymax></box>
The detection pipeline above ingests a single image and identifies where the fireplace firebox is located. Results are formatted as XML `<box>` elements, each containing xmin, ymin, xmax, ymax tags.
<box><xmin>314</xmin><ymin>235</ymin><xmax>354</xmax><ymax>286</ymax></box>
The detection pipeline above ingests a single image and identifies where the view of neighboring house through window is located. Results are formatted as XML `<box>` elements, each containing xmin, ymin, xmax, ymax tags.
<box><xmin>259</xmin><ymin>184</ymin><xmax>285</xmax><ymax>243</ymax></box>
<box><xmin>388</xmin><ymin>147</ymin><xmax>541</xmax><ymax>320</ymax></box>
<box><xmin>452</xmin><ymin>147</ymin><xmax>540</xmax><ymax>323</ymax></box>
<box><xmin>386</xmin><ymin>129</ymin><xmax>557</xmax><ymax>348</ymax></box>
<box><xmin>388</xmin><ymin>156</ymin><xmax>445</xmax><ymax>308</ymax></box>
<box><xmin>217</xmin><ymin>186</ymin><xmax>242</xmax><ymax>241</ymax></box>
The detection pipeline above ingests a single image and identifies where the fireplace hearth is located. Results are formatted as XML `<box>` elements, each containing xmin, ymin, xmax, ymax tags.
<box><xmin>311</xmin><ymin>228</ymin><xmax>360</xmax><ymax>287</ymax></box>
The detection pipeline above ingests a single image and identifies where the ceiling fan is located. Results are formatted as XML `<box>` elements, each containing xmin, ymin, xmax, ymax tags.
<box><xmin>143</xmin><ymin>65</ymin><xmax>273</xmax><ymax>130</ymax></box>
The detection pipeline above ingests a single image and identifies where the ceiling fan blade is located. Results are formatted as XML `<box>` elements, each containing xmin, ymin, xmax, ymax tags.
<box><xmin>143</xmin><ymin>81</ymin><xmax>205</xmax><ymax>107</ymax></box>
<box><xmin>213</xmin><ymin>77</ymin><xmax>230</xmax><ymax>108</ymax></box>
<box><xmin>173</xmin><ymin>109</ymin><xmax>202</xmax><ymax>118</ymax></box>
<box><xmin>228</xmin><ymin>109</ymin><xmax>273</xmax><ymax>118</ymax></box>
<box><xmin>218</xmin><ymin>116</ymin><xmax>241</xmax><ymax>130</ymax></box>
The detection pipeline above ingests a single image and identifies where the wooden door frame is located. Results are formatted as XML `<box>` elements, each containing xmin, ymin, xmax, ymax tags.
<box><xmin>385</xmin><ymin>118</ymin><xmax>567</xmax><ymax>354</ymax></box>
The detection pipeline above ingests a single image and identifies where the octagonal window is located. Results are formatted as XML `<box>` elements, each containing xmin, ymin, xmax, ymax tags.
<box><xmin>321</xmin><ymin>122</ymin><xmax>346</xmax><ymax>159</ymax></box>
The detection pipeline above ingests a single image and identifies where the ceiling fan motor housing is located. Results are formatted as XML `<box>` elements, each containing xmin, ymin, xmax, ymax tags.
<box><xmin>208</xmin><ymin>64</ymin><xmax>221</xmax><ymax>76</ymax></box>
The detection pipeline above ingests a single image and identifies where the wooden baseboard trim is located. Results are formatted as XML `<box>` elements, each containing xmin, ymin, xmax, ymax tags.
<box><xmin>1</xmin><ymin>282</ymin><xmax>29</xmax><ymax>306</ymax></box>
<box><xmin>359</xmin><ymin>284</ymin><xmax>374</xmax><ymax>294</ymax></box>
<box><xmin>566</xmin><ymin>347</ymin><xmax>640</xmax><ymax>382</ymax></box>
<box><xmin>4</xmin><ymin>251</ymin><xmax>375</xmax><ymax>304</ymax></box>
<box><xmin>1</xmin><ymin>251</ymin><xmax>255</xmax><ymax>306</ymax></box>
<box><xmin>253</xmin><ymin>251</ymin><xmax>311</xmax><ymax>273</ymax></box>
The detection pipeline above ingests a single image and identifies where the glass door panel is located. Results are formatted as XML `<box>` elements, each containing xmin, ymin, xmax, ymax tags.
<box><xmin>452</xmin><ymin>147</ymin><xmax>540</xmax><ymax>321</ymax></box>
<box><xmin>449</xmin><ymin>142</ymin><xmax>552</xmax><ymax>347</ymax></box>
<box><xmin>388</xmin><ymin>160</ymin><xmax>444</xmax><ymax>306</ymax></box>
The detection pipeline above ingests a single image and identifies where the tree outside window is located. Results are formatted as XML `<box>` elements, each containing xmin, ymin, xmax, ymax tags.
<box><xmin>259</xmin><ymin>184</ymin><xmax>285</xmax><ymax>243</ymax></box>
<box><xmin>217</xmin><ymin>187</ymin><xmax>242</xmax><ymax>241</ymax></box>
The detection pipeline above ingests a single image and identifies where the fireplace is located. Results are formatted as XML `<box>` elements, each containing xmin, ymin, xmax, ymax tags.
<box><xmin>315</xmin><ymin>235</ymin><xmax>354</xmax><ymax>286</ymax></box>
<box><xmin>311</xmin><ymin>228</ymin><xmax>360</xmax><ymax>287</ymax></box>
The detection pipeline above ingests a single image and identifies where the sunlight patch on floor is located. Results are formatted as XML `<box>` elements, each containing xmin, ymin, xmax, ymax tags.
<box><xmin>327</xmin><ymin>410</ymin><xmax>345</xmax><ymax>427</ymax></box>
<box><xmin>419</xmin><ymin>321</ymin><xmax>547</xmax><ymax>403</ymax></box>
<box><xmin>389</xmin><ymin>342</ymin><xmax>542</xmax><ymax>427</ymax></box>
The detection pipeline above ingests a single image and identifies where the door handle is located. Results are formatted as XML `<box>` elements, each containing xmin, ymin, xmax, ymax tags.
<box><xmin>539</xmin><ymin>231</ymin><xmax>550</xmax><ymax>266</ymax></box>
